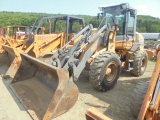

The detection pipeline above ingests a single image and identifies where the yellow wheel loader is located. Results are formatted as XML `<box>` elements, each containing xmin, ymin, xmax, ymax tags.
<box><xmin>9</xmin><ymin>3</ymin><xmax>152</xmax><ymax>120</ymax></box>
<box><xmin>0</xmin><ymin>25</ymin><xmax>32</xmax><ymax>53</ymax></box>
<box><xmin>0</xmin><ymin>15</ymin><xmax>85</xmax><ymax>78</ymax></box>
<box><xmin>0</xmin><ymin>25</ymin><xmax>33</xmax><ymax>76</ymax></box>
<box><xmin>130</xmin><ymin>45</ymin><xmax>160</xmax><ymax>120</ymax></box>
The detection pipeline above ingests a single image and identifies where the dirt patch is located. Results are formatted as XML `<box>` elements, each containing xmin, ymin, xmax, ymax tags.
<box><xmin>0</xmin><ymin>61</ymin><xmax>155</xmax><ymax>120</ymax></box>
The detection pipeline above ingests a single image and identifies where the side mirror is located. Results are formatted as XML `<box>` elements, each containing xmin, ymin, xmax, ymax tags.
<box><xmin>97</xmin><ymin>13</ymin><xmax>99</xmax><ymax>19</ymax></box>
<box><xmin>130</xmin><ymin>9</ymin><xmax>136</xmax><ymax>17</ymax></box>
<box><xmin>97</xmin><ymin>13</ymin><xmax>103</xmax><ymax>19</ymax></box>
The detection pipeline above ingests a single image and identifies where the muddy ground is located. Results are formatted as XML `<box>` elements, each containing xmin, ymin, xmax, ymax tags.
<box><xmin>0</xmin><ymin>61</ymin><xmax>155</xmax><ymax>120</ymax></box>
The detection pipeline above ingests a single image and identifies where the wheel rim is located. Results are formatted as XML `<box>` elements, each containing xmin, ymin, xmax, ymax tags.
<box><xmin>141</xmin><ymin>56</ymin><xmax>147</xmax><ymax>72</ymax></box>
<box><xmin>104</xmin><ymin>61</ymin><xmax>118</xmax><ymax>83</ymax></box>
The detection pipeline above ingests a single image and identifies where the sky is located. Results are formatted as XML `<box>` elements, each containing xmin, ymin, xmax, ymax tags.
<box><xmin>0</xmin><ymin>0</ymin><xmax>160</xmax><ymax>18</ymax></box>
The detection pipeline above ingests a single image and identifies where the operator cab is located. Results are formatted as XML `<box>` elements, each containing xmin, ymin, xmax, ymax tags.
<box><xmin>98</xmin><ymin>3</ymin><xmax>136</xmax><ymax>41</ymax></box>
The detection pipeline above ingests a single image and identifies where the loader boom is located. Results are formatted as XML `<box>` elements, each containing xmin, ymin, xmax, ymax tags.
<box><xmin>50</xmin><ymin>23</ymin><xmax>117</xmax><ymax>81</ymax></box>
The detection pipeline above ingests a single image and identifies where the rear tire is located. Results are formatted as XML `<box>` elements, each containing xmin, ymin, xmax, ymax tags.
<box><xmin>130</xmin><ymin>82</ymin><xmax>148</xmax><ymax>118</ymax></box>
<box><xmin>89</xmin><ymin>51</ymin><xmax>121</xmax><ymax>91</ymax></box>
<box><xmin>130</xmin><ymin>50</ymin><xmax>148</xmax><ymax>76</ymax></box>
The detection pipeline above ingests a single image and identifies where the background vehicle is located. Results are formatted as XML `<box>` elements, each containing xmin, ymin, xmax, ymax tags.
<box><xmin>9</xmin><ymin>3</ymin><xmax>152</xmax><ymax>120</ymax></box>
<box><xmin>0</xmin><ymin>15</ymin><xmax>85</xmax><ymax>78</ymax></box>
<box><xmin>0</xmin><ymin>26</ymin><xmax>32</xmax><ymax>53</ymax></box>
<box><xmin>131</xmin><ymin>45</ymin><xmax>160</xmax><ymax>120</ymax></box>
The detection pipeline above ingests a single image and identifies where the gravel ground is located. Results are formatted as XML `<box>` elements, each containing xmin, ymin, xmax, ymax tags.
<box><xmin>0</xmin><ymin>61</ymin><xmax>155</xmax><ymax>120</ymax></box>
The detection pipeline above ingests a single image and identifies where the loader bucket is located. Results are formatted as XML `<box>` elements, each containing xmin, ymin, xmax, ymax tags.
<box><xmin>0</xmin><ymin>45</ymin><xmax>21</xmax><ymax>78</ymax></box>
<box><xmin>10</xmin><ymin>53</ymin><xmax>79</xmax><ymax>120</ymax></box>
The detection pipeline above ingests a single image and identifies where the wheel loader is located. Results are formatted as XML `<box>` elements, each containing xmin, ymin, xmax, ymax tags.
<box><xmin>0</xmin><ymin>25</ymin><xmax>34</xmax><ymax>76</ymax></box>
<box><xmin>0</xmin><ymin>15</ymin><xmax>85</xmax><ymax>78</ymax></box>
<box><xmin>0</xmin><ymin>25</ymin><xmax>32</xmax><ymax>53</ymax></box>
<box><xmin>8</xmin><ymin>3</ymin><xmax>152</xmax><ymax>120</ymax></box>
<box><xmin>130</xmin><ymin>45</ymin><xmax>160</xmax><ymax>120</ymax></box>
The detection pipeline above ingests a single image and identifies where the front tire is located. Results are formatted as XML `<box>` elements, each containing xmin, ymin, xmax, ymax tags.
<box><xmin>89</xmin><ymin>51</ymin><xmax>121</xmax><ymax>91</ymax></box>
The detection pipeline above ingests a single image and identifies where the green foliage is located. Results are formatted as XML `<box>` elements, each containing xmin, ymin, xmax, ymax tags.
<box><xmin>0</xmin><ymin>11</ymin><xmax>54</xmax><ymax>27</ymax></box>
<box><xmin>137</xmin><ymin>15</ymin><xmax>160</xmax><ymax>32</ymax></box>
<box><xmin>0</xmin><ymin>12</ymin><xmax>160</xmax><ymax>33</ymax></box>
<box><xmin>137</xmin><ymin>27</ymin><xmax>146</xmax><ymax>32</ymax></box>
<box><xmin>88</xmin><ymin>17</ymin><xmax>102</xmax><ymax>28</ymax></box>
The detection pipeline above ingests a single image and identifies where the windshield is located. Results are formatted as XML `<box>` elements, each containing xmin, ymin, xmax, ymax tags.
<box><xmin>99</xmin><ymin>5</ymin><xmax>125</xmax><ymax>35</ymax></box>
<box><xmin>98</xmin><ymin>15</ymin><xmax>114</xmax><ymax>29</ymax></box>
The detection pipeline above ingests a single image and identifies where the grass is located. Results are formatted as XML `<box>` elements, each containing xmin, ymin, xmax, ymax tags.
<box><xmin>148</xmin><ymin>59</ymin><xmax>156</xmax><ymax>65</ymax></box>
